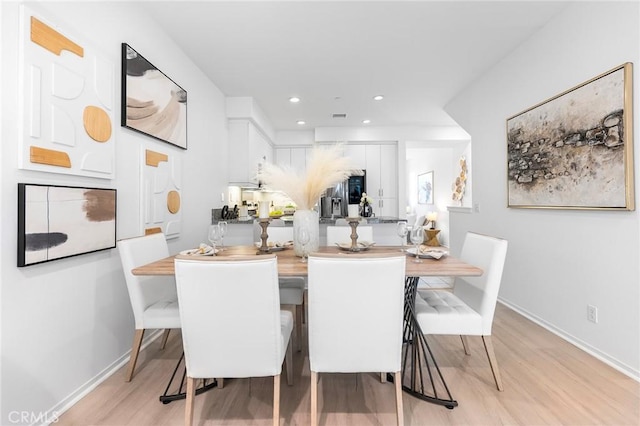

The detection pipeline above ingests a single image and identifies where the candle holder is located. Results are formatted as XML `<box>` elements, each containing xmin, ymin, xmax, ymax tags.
<box><xmin>347</xmin><ymin>217</ymin><xmax>360</xmax><ymax>251</ymax></box>
<box><xmin>256</xmin><ymin>218</ymin><xmax>272</xmax><ymax>255</ymax></box>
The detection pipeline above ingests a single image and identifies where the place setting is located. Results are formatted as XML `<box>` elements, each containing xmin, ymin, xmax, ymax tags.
<box><xmin>254</xmin><ymin>240</ymin><xmax>294</xmax><ymax>252</ymax></box>
<box><xmin>179</xmin><ymin>243</ymin><xmax>219</xmax><ymax>256</ymax></box>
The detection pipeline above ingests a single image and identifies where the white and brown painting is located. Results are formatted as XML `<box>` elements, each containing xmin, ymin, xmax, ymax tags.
<box><xmin>18</xmin><ymin>184</ymin><xmax>116</xmax><ymax>267</ymax></box>
<box><xmin>122</xmin><ymin>44</ymin><xmax>187</xmax><ymax>149</ymax></box>
<box><xmin>19</xmin><ymin>6</ymin><xmax>115</xmax><ymax>179</ymax></box>
<box><xmin>142</xmin><ymin>149</ymin><xmax>182</xmax><ymax>239</ymax></box>
<box><xmin>507</xmin><ymin>63</ymin><xmax>633</xmax><ymax>210</ymax></box>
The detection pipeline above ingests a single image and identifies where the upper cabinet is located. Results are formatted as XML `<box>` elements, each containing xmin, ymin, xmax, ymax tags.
<box><xmin>365</xmin><ymin>144</ymin><xmax>398</xmax><ymax>217</ymax></box>
<box><xmin>275</xmin><ymin>146</ymin><xmax>311</xmax><ymax>173</ymax></box>
<box><xmin>344</xmin><ymin>144</ymin><xmax>366</xmax><ymax>170</ymax></box>
<box><xmin>228</xmin><ymin>119</ymin><xmax>273</xmax><ymax>185</ymax></box>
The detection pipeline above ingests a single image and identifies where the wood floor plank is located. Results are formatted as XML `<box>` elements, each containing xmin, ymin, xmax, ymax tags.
<box><xmin>56</xmin><ymin>304</ymin><xmax>639</xmax><ymax>425</ymax></box>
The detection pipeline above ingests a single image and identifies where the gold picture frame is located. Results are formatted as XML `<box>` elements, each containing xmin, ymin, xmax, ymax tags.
<box><xmin>506</xmin><ymin>62</ymin><xmax>634</xmax><ymax>210</ymax></box>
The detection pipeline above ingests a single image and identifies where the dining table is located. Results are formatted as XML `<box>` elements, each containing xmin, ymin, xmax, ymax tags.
<box><xmin>132</xmin><ymin>244</ymin><xmax>483</xmax><ymax>409</ymax></box>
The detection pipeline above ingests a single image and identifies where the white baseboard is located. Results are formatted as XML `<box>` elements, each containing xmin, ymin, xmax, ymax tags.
<box><xmin>498</xmin><ymin>298</ymin><xmax>639</xmax><ymax>382</ymax></box>
<box><xmin>39</xmin><ymin>330</ymin><xmax>164</xmax><ymax>426</ymax></box>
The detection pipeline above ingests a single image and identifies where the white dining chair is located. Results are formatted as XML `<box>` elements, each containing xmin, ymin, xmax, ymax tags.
<box><xmin>174</xmin><ymin>255</ymin><xmax>293</xmax><ymax>426</ymax></box>
<box><xmin>307</xmin><ymin>253</ymin><xmax>406</xmax><ymax>426</ymax></box>
<box><xmin>117</xmin><ymin>233</ymin><xmax>181</xmax><ymax>382</ymax></box>
<box><xmin>325</xmin><ymin>225</ymin><xmax>374</xmax><ymax>246</ymax></box>
<box><xmin>267</xmin><ymin>226</ymin><xmax>306</xmax><ymax>351</ymax></box>
<box><xmin>414</xmin><ymin>232</ymin><xmax>508</xmax><ymax>391</ymax></box>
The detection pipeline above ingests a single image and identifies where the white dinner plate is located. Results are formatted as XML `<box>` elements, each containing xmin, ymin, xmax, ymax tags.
<box><xmin>405</xmin><ymin>247</ymin><xmax>448</xmax><ymax>259</ymax></box>
<box><xmin>336</xmin><ymin>241</ymin><xmax>375</xmax><ymax>252</ymax></box>
<box><xmin>180</xmin><ymin>247</ymin><xmax>219</xmax><ymax>256</ymax></box>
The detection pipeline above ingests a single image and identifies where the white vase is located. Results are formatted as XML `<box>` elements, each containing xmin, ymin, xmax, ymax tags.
<box><xmin>293</xmin><ymin>210</ymin><xmax>319</xmax><ymax>257</ymax></box>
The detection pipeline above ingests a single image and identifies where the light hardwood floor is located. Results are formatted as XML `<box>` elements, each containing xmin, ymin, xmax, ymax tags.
<box><xmin>58</xmin><ymin>304</ymin><xmax>639</xmax><ymax>425</ymax></box>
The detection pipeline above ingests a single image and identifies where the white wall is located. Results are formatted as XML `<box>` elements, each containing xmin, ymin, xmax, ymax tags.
<box><xmin>445</xmin><ymin>1</ymin><xmax>639</xmax><ymax>378</ymax></box>
<box><xmin>1</xmin><ymin>1</ymin><xmax>228</xmax><ymax>423</ymax></box>
<box><xmin>405</xmin><ymin>146</ymin><xmax>455</xmax><ymax>246</ymax></box>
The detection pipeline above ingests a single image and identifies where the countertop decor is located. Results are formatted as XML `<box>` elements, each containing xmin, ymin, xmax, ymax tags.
<box><xmin>257</xmin><ymin>144</ymin><xmax>362</xmax><ymax>256</ymax></box>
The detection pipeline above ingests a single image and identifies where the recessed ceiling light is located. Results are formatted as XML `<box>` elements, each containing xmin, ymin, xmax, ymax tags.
<box><xmin>297</xmin><ymin>120</ymin><xmax>306</xmax><ymax>125</ymax></box>
<box><xmin>289</xmin><ymin>97</ymin><xmax>300</xmax><ymax>103</ymax></box>
<box><xmin>362</xmin><ymin>119</ymin><xmax>371</xmax><ymax>124</ymax></box>
<box><xmin>373</xmin><ymin>95</ymin><xmax>384</xmax><ymax>101</ymax></box>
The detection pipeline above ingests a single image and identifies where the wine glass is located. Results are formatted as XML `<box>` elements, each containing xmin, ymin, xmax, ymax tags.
<box><xmin>207</xmin><ymin>224</ymin><xmax>222</xmax><ymax>255</ymax></box>
<box><xmin>218</xmin><ymin>221</ymin><xmax>228</xmax><ymax>251</ymax></box>
<box><xmin>296</xmin><ymin>226</ymin><xmax>310</xmax><ymax>263</ymax></box>
<box><xmin>396</xmin><ymin>221</ymin><xmax>408</xmax><ymax>252</ymax></box>
<box><xmin>410</xmin><ymin>226</ymin><xmax>425</xmax><ymax>263</ymax></box>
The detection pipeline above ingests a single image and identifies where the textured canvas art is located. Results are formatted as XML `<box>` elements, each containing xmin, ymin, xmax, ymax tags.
<box><xmin>418</xmin><ymin>171</ymin><xmax>434</xmax><ymax>204</ymax></box>
<box><xmin>507</xmin><ymin>63</ymin><xmax>634</xmax><ymax>210</ymax></box>
<box><xmin>18</xmin><ymin>6</ymin><xmax>116</xmax><ymax>179</ymax></box>
<box><xmin>18</xmin><ymin>184</ymin><xmax>116</xmax><ymax>267</ymax></box>
<box><xmin>142</xmin><ymin>148</ymin><xmax>182</xmax><ymax>239</ymax></box>
<box><xmin>122</xmin><ymin>43</ymin><xmax>187</xmax><ymax>149</ymax></box>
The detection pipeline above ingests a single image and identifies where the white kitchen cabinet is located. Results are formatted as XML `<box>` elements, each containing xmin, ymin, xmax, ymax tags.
<box><xmin>344</xmin><ymin>144</ymin><xmax>367</xmax><ymax>169</ymax></box>
<box><xmin>275</xmin><ymin>147</ymin><xmax>291</xmax><ymax>168</ymax></box>
<box><xmin>275</xmin><ymin>146</ymin><xmax>310</xmax><ymax>173</ymax></box>
<box><xmin>290</xmin><ymin>147</ymin><xmax>308</xmax><ymax>172</ymax></box>
<box><xmin>365</xmin><ymin>144</ymin><xmax>398</xmax><ymax>217</ymax></box>
<box><xmin>228</xmin><ymin>119</ymin><xmax>273</xmax><ymax>185</ymax></box>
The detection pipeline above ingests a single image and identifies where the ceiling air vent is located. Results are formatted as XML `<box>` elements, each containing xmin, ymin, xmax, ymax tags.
<box><xmin>332</xmin><ymin>113</ymin><xmax>347</xmax><ymax>119</ymax></box>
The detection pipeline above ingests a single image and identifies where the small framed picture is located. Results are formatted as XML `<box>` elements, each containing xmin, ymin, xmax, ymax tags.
<box><xmin>418</xmin><ymin>171</ymin><xmax>434</xmax><ymax>204</ymax></box>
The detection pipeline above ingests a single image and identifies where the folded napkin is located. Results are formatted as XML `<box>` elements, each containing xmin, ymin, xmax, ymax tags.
<box><xmin>183</xmin><ymin>243</ymin><xmax>215</xmax><ymax>255</ymax></box>
<box><xmin>418</xmin><ymin>245</ymin><xmax>446</xmax><ymax>259</ymax></box>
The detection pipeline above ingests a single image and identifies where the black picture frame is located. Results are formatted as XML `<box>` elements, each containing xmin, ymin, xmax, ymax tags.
<box><xmin>121</xmin><ymin>43</ymin><xmax>188</xmax><ymax>149</ymax></box>
<box><xmin>18</xmin><ymin>183</ymin><xmax>117</xmax><ymax>267</ymax></box>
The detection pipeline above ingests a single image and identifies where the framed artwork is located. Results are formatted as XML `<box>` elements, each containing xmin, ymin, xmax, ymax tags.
<box><xmin>121</xmin><ymin>43</ymin><xmax>187</xmax><ymax>149</ymax></box>
<box><xmin>18</xmin><ymin>183</ymin><xmax>116</xmax><ymax>267</ymax></box>
<box><xmin>142</xmin><ymin>148</ymin><xmax>182</xmax><ymax>239</ymax></box>
<box><xmin>18</xmin><ymin>6</ymin><xmax>116</xmax><ymax>179</ymax></box>
<box><xmin>507</xmin><ymin>63</ymin><xmax>634</xmax><ymax>210</ymax></box>
<box><xmin>418</xmin><ymin>171</ymin><xmax>434</xmax><ymax>204</ymax></box>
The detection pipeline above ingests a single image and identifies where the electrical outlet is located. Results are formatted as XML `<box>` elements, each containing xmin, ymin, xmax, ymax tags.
<box><xmin>587</xmin><ymin>305</ymin><xmax>598</xmax><ymax>323</ymax></box>
<box><xmin>220</xmin><ymin>192</ymin><xmax>225</xmax><ymax>202</ymax></box>
<box><xmin>473</xmin><ymin>202</ymin><xmax>480</xmax><ymax>213</ymax></box>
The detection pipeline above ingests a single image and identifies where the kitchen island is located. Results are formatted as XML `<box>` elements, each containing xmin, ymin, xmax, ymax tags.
<box><xmin>211</xmin><ymin>212</ymin><xmax>405</xmax><ymax>246</ymax></box>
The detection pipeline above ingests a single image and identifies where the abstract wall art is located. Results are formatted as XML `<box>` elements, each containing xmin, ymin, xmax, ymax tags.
<box><xmin>18</xmin><ymin>183</ymin><xmax>117</xmax><ymax>267</ymax></box>
<box><xmin>418</xmin><ymin>171</ymin><xmax>434</xmax><ymax>204</ymax></box>
<box><xmin>121</xmin><ymin>43</ymin><xmax>188</xmax><ymax>149</ymax></box>
<box><xmin>18</xmin><ymin>6</ymin><xmax>116</xmax><ymax>179</ymax></box>
<box><xmin>507</xmin><ymin>63</ymin><xmax>634</xmax><ymax>210</ymax></box>
<box><xmin>142</xmin><ymin>148</ymin><xmax>182</xmax><ymax>239</ymax></box>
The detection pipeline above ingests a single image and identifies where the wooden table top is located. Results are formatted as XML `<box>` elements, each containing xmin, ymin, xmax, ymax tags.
<box><xmin>131</xmin><ymin>245</ymin><xmax>483</xmax><ymax>278</ymax></box>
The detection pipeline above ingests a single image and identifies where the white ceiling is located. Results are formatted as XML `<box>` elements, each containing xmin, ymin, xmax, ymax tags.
<box><xmin>136</xmin><ymin>1</ymin><xmax>569</xmax><ymax>131</ymax></box>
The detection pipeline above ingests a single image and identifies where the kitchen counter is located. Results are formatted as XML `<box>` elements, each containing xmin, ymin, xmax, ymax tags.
<box><xmin>212</xmin><ymin>212</ymin><xmax>406</xmax><ymax>247</ymax></box>
<box><xmin>212</xmin><ymin>214</ymin><xmax>402</xmax><ymax>225</ymax></box>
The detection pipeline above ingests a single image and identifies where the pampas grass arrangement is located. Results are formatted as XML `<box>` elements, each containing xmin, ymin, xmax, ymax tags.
<box><xmin>257</xmin><ymin>144</ymin><xmax>362</xmax><ymax>210</ymax></box>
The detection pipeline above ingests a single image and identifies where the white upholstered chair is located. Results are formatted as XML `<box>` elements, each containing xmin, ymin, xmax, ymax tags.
<box><xmin>307</xmin><ymin>253</ymin><xmax>406</xmax><ymax>426</ymax></box>
<box><xmin>415</xmin><ymin>232</ymin><xmax>508</xmax><ymax>391</ymax></box>
<box><xmin>117</xmin><ymin>233</ymin><xmax>180</xmax><ymax>382</ymax></box>
<box><xmin>266</xmin><ymin>226</ymin><xmax>306</xmax><ymax>351</ymax></box>
<box><xmin>174</xmin><ymin>255</ymin><xmax>293</xmax><ymax>426</ymax></box>
<box><xmin>325</xmin><ymin>225</ymin><xmax>374</xmax><ymax>246</ymax></box>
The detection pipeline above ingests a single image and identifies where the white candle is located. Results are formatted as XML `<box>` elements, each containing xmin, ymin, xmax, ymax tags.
<box><xmin>348</xmin><ymin>204</ymin><xmax>359</xmax><ymax>218</ymax></box>
<box><xmin>259</xmin><ymin>201</ymin><xmax>270</xmax><ymax>219</ymax></box>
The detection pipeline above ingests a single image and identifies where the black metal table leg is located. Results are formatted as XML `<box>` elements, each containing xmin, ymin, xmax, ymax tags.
<box><xmin>159</xmin><ymin>352</ymin><xmax>218</xmax><ymax>404</ymax></box>
<box><xmin>393</xmin><ymin>277</ymin><xmax>458</xmax><ymax>409</ymax></box>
